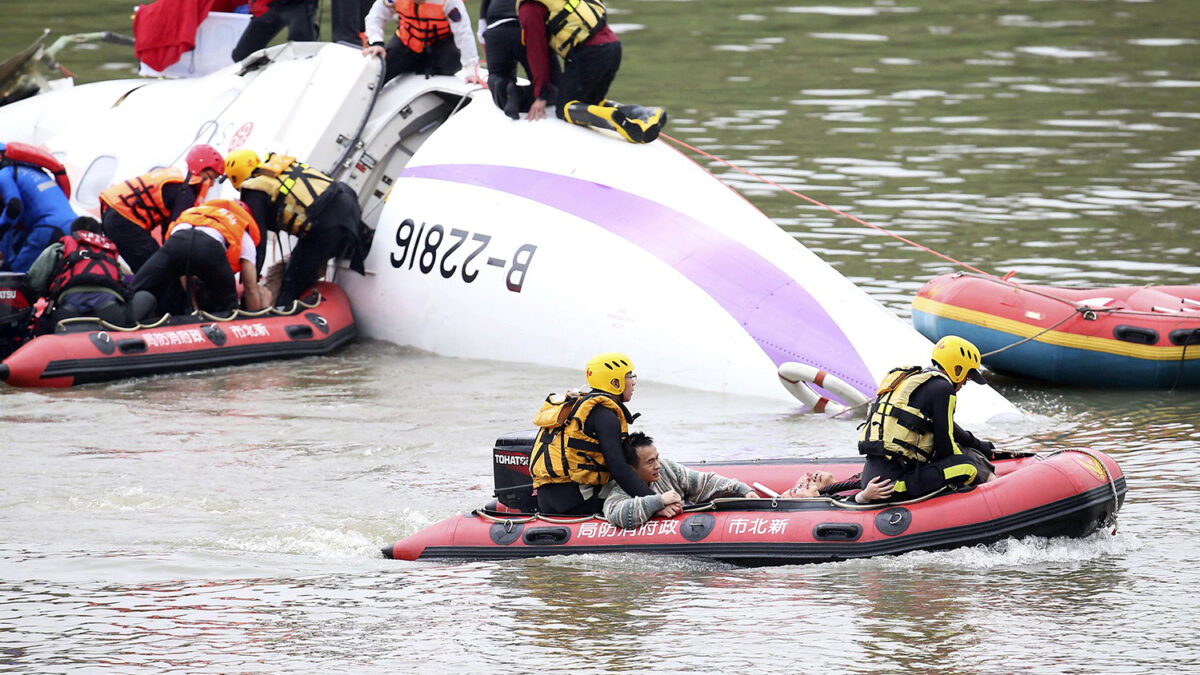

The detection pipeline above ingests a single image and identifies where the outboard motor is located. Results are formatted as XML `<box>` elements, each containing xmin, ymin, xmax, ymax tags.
<box><xmin>493</xmin><ymin>430</ymin><xmax>537</xmax><ymax>512</ymax></box>
<box><xmin>0</xmin><ymin>272</ymin><xmax>35</xmax><ymax>361</ymax></box>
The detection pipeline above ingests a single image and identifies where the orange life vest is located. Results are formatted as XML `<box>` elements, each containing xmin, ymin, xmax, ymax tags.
<box><xmin>99</xmin><ymin>168</ymin><xmax>202</xmax><ymax>232</ymax></box>
<box><xmin>391</xmin><ymin>0</ymin><xmax>452</xmax><ymax>53</ymax></box>
<box><xmin>167</xmin><ymin>200</ymin><xmax>262</xmax><ymax>275</ymax></box>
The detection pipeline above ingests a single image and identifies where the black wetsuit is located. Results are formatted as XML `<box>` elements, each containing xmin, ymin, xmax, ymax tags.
<box><xmin>243</xmin><ymin>181</ymin><xmax>366</xmax><ymax>307</ymax></box>
<box><xmin>231</xmin><ymin>0</ymin><xmax>319</xmax><ymax>62</ymax></box>
<box><xmin>130</xmin><ymin>229</ymin><xmax>240</xmax><ymax>315</ymax></box>
<box><xmin>479</xmin><ymin>0</ymin><xmax>558</xmax><ymax>117</ymax></box>
<box><xmin>331</xmin><ymin>0</ymin><xmax>375</xmax><ymax>45</ymax></box>
<box><xmin>861</xmin><ymin>376</ymin><xmax>995</xmax><ymax>499</ymax></box>
<box><xmin>535</xmin><ymin>402</ymin><xmax>653</xmax><ymax>515</ymax></box>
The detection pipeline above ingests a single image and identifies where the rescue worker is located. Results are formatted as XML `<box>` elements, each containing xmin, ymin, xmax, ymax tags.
<box><xmin>26</xmin><ymin>216</ymin><xmax>154</xmax><ymax>330</ymax></box>
<box><xmin>361</xmin><ymin>0</ymin><xmax>485</xmax><ymax>85</ymax></box>
<box><xmin>333</xmin><ymin>0</ymin><xmax>376</xmax><ymax>45</ymax></box>
<box><xmin>231</xmin><ymin>0</ymin><xmax>320</xmax><ymax>63</ymax></box>
<box><xmin>517</xmin><ymin>0</ymin><xmax>667</xmax><ymax>143</ymax></box>
<box><xmin>528</xmin><ymin>351</ymin><xmax>654</xmax><ymax>515</ymax></box>
<box><xmin>131</xmin><ymin>200</ymin><xmax>267</xmax><ymax>316</ymax></box>
<box><xmin>858</xmin><ymin>335</ymin><xmax>1001</xmax><ymax>500</ymax></box>
<box><xmin>0</xmin><ymin>149</ymin><xmax>76</xmax><ymax>274</ymax></box>
<box><xmin>99</xmin><ymin>144</ymin><xmax>225</xmax><ymax>273</ymax></box>
<box><xmin>224</xmin><ymin>149</ymin><xmax>367</xmax><ymax>308</ymax></box>
<box><xmin>477</xmin><ymin>0</ymin><xmax>558</xmax><ymax>119</ymax></box>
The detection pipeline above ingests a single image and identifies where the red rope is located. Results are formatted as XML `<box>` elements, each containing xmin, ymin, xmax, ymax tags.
<box><xmin>659</xmin><ymin>133</ymin><xmax>997</xmax><ymax>279</ymax></box>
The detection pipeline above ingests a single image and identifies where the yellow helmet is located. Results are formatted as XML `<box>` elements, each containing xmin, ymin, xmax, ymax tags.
<box><xmin>932</xmin><ymin>335</ymin><xmax>986</xmax><ymax>385</ymax></box>
<box><xmin>224</xmin><ymin>149</ymin><xmax>261</xmax><ymax>189</ymax></box>
<box><xmin>586</xmin><ymin>352</ymin><xmax>635</xmax><ymax>395</ymax></box>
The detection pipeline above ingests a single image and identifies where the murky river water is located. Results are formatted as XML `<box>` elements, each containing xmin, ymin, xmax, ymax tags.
<box><xmin>3</xmin><ymin>0</ymin><xmax>1200</xmax><ymax>671</ymax></box>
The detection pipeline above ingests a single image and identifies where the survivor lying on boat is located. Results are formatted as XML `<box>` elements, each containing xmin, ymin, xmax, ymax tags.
<box><xmin>381</xmin><ymin>431</ymin><xmax>1125</xmax><ymax>566</ymax></box>
<box><xmin>0</xmin><ymin>41</ymin><xmax>1022</xmax><ymax>424</ymax></box>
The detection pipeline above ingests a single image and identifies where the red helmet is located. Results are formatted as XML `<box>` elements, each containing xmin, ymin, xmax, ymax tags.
<box><xmin>185</xmin><ymin>144</ymin><xmax>225</xmax><ymax>176</ymax></box>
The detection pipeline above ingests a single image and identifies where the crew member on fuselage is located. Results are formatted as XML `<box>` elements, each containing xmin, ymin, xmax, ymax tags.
<box><xmin>231</xmin><ymin>0</ymin><xmax>320</xmax><ymax>62</ymax></box>
<box><xmin>478</xmin><ymin>0</ymin><xmax>558</xmax><ymax>118</ymax></box>
<box><xmin>361</xmin><ymin>0</ymin><xmax>484</xmax><ymax>85</ymax></box>
<box><xmin>517</xmin><ymin>0</ymin><xmax>666</xmax><ymax>143</ymax></box>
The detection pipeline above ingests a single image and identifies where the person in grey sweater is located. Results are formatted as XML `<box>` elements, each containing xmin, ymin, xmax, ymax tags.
<box><xmin>603</xmin><ymin>432</ymin><xmax>759</xmax><ymax>530</ymax></box>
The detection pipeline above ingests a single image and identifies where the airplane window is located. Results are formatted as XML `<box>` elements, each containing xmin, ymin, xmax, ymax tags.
<box><xmin>74</xmin><ymin>155</ymin><xmax>119</xmax><ymax>207</ymax></box>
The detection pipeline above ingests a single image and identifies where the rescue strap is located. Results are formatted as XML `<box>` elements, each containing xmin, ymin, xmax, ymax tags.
<box><xmin>659</xmin><ymin>136</ymin><xmax>1187</xmax><ymax>324</ymax></box>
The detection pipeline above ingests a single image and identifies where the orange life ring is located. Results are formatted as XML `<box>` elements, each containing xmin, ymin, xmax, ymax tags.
<box><xmin>777</xmin><ymin>361</ymin><xmax>871</xmax><ymax>416</ymax></box>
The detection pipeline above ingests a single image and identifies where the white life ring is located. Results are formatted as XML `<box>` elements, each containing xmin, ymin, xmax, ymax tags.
<box><xmin>777</xmin><ymin>362</ymin><xmax>871</xmax><ymax>416</ymax></box>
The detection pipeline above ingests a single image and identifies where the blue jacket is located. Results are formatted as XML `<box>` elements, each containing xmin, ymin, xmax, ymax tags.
<box><xmin>0</xmin><ymin>163</ymin><xmax>77</xmax><ymax>273</ymax></box>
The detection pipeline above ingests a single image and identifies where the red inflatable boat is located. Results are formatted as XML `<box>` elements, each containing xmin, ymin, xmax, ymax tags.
<box><xmin>382</xmin><ymin>431</ymin><xmax>1126</xmax><ymax>566</ymax></box>
<box><xmin>913</xmin><ymin>272</ymin><xmax>1200</xmax><ymax>387</ymax></box>
<box><xmin>1</xmin><ymin>282</ymin><xmax>356</xmax><ymax>387</ymax></box>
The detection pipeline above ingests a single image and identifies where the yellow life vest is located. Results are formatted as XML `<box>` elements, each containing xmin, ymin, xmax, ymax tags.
<box><xmin>240</xmin><ymin>154</ymin><xmax>333</xmax><ymax>238</ymax></box>
<box><xmin>858</xmin><ymin>368</ymin><xmax>952</xmax><ymax>464</ymax></box>
<box><xmin>518</xmin><ymin>0</ymin><xmax>606</xmax><ymax>59</ymax></box>
<box><xmin>528</xmin><ymin>391</ymin><xmax>632</xmax><ymax>488</ymax></box>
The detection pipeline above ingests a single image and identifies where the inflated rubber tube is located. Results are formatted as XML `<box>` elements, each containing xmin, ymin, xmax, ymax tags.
<box><xmin>777</xmin><ymin>362</ymin><xmax>871</xmax><ymax>415</ymax></box>
<box><xmin>0</xmin><ymin>363</ymin><xmax>8</xmax><ymax>382</ymax></box>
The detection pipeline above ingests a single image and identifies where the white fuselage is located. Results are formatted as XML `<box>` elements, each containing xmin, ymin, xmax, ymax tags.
<box><xmin>0</xmin><ymin>42</ymin><xmax>1022</xmax><ymax>424</ymax></box>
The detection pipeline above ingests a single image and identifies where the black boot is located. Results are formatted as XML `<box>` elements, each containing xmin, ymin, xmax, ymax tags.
<box><xmin>562</xmin><ymin>100</ymin><xmax>666</xmax><ymax>144</ymax></box>
<box><xmin>504</xmin><ymin>81</ymin><xmax>521</xmax><ymax>120</ymax></box>
<box><xmin>616</xmin><ymin>104</ymin><xmax>668</xmax><ymax>143</ymax></box>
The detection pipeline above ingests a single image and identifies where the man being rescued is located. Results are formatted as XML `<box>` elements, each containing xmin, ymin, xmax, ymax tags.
<box><xmin>603</xmin><ymin>432</ymin><xmax>759</xmax><ymax>530</ymax></box>
<box><xmin>858</xmin><ymin>335</ymin><xmax>1002</xmax><ymax>500</ymax></box>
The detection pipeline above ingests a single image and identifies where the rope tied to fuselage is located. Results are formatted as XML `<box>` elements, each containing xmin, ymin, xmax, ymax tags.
<box><xmin>658</xmin><ymin>133</ymin><xmax>1195</xmax><ymax>330</ymax></box>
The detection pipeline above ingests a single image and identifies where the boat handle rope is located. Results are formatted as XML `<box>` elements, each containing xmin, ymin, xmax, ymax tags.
<box><xmin>979</xmin><ymin>305</ymin><xmax>1096</xmax><ymax>358</ymax></box>
<box><xmin>194</xmin><ymin>291</ymin><xmax>323</xmax><ymax>322</ymax></box>
<box><xmin>659</xmin><ymin>134</ymin><xmax>1188</xmax><ymax>321</ymax></box>
<box><xmin>944</xmin><ymin>271</ymin><xmax>1178</xmax><ymax>320</ymax></box>
<box><xmin>470</xmin><ymin>484</ymin><xmax>959</xmax><ymax>526</ymax></box>
<box><xmin>52</xmin><ymin>292</ymin><xmax>323</xmax><ymax>333</ymax></box>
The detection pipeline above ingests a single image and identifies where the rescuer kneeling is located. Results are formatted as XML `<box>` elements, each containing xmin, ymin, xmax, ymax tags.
<box><xmin>858</xmin><ymin>335</ymin><xmax>1002</xmax><ymax>500</ymax></box>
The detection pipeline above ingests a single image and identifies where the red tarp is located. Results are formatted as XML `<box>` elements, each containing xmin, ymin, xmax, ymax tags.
<box><xmin>133</xmin><ymin>0</ymin><xmax>219</xmax><ymax>71</ymax></box>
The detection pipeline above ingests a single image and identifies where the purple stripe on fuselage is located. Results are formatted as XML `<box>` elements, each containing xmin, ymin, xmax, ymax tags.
<box><xmin>401</xmin><ymin>163</ymin><xmax>874</xmax><ymax>396</ymax></box>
